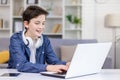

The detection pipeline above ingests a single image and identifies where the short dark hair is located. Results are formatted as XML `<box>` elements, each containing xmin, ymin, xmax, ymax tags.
<box><xmin>22</xmin><ymin>5</ymin><xmax>48</xmax><ymax>23</ymax></box>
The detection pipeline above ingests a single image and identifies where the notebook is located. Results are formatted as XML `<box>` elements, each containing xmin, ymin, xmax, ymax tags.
<box><xmin>40</xmin><ymin>42</ymin><xmax>112</xmax><ymax>79</ymax></box>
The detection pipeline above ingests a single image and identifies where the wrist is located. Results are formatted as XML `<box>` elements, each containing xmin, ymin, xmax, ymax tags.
<box><xmin>66</xmin><ymin>62</ymin><xmax>71</xmax><ymax>66</ymax></box>
<box><xmin>46</xmin><ymin>65</ymin><xmax>52</xmax><ymax>71</ymax></box>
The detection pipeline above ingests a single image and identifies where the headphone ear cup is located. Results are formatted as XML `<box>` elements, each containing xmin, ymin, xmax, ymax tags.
<box><xmin>26</xmin><ymin>37</ymin><xmax>33</xmax><ymax>48</ymax></box>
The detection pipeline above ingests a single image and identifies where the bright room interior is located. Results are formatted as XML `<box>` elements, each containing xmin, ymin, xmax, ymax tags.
<box><xmin>0</xmin><ymin>0</ymin><xmax>120</xmax><ymax>70</ymax></box>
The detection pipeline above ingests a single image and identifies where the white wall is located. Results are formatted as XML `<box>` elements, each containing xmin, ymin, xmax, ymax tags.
<box><xmin>95</xmin><ymin>0</ymin><xmax>120</xmax><ymax>42</ymax></box>
<box><xmin>82</xmin><ymin>0</ymin><xmax>96</xmax><ymax>39</ymax></box>
<box><xmin>95</xmin><ymin>0</ymin><xmax>120</xmax><ymax>69</ymax></box>
<box><xmin>83</xmin><ymin>0</ymin><xmax>120</xmax><ymax>41</ymax></box>
<box><xmin>83</xmin><ymin>0</ymin><xmax>120</xmax><ymax>68</ymax></box>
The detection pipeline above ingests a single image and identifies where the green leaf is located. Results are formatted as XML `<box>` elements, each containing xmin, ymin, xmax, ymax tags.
<box><xmin>66</xmin><ymin>15</ymin><xmax>81</xmax><ymax>24</ymax></box>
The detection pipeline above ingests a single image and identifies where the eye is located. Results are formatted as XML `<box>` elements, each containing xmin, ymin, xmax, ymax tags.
<box><xmin>42</xmin><ymin>21</ymin><xmax>46</xmax><ymax>25</ymax></box>
<box><xmin>35</xmin><ymin>22</ymin><xmax>40</xmax><ymax>25</ymax></box>
<box><xmin>42</xmin><ymin>22</ymin><xmax>45</xmax><ymax>25</ymax></box>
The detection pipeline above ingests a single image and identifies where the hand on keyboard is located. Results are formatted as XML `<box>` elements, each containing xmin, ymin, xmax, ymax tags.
<box><xmin>57</xmin><ymin>69</ymin><xmax>67</xmax><ymax>74</ymax></box>
<box><xmin>46</xmin><ymin>65</ymin><xmax>68</xmax><ymax>73</ymax></box>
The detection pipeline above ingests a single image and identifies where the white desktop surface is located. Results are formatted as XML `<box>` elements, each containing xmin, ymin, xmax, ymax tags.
<box><xmin>0</xmin><ymin>69</ymin><xmax>120</xmax><ymax>80</ymax></box>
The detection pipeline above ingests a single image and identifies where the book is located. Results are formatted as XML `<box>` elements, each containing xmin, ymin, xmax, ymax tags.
<box><xmin>17</xmin><ymin>7</ymin><xmax>24</xmax><ymax>16</ymax></box>
<box><xmin>51</xmin><ymin>24</ymin><xmax>61</xmax><ymax>33</ymax></box>
<box><xmin>0</xmin><ymin>19</ymin><xmax>3</xmax><ymax>29</ymax></box>
<box><xmin>56</xmin><ymin>24</ymin><xmax>62</xmax><ymax>33</ymax></box>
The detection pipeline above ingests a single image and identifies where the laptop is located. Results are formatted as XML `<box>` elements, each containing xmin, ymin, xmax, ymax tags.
<box><xmin>40</xmin><ymin>42</ymin><xmax>112</xmax><ymax>79</ymax></box>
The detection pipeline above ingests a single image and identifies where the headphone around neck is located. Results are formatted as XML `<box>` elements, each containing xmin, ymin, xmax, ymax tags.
<box><xmin>22</xmin><ymin>31</ymin><xmax>43</xmax><ymax>48</ymax></box>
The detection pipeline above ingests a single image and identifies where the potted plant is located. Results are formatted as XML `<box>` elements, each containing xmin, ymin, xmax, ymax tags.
<box><xmin>66</xmin><ymin>14</ymin><xmax>81</xmax><ymax>29</ymax></box>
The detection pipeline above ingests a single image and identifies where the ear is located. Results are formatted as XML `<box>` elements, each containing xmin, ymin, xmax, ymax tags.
<box><xmin>23</xmin><ymin>21</ymin><xmax>29</xmax><ymax>29</ymax></box>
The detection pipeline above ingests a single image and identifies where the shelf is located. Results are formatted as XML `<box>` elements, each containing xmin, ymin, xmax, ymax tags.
<box><xmin>0</xmin><ymin>0</ymin><xmax>83</xmax><ymax>39</ymax></box>
<box><xmin>44</xmin><ymin>33</ymin><xmax>62</xmax><ymax>35</ymax></box>
<box><xmin>44</xmin><ymin>33</ymin><xmax>62</xmax><ymax>38</ymax></box>
<box><xmin>47</xmin><ymin>16</ymin><xmax>62</xmax><ymax>19</ymax></box>
<box><xmin>13</xmin><ymin>16</ymin><xmax>22</xmax><ymax>19</ymax></box>
<box><xmin>26</xmin><ymin>4</ymin><xmax>39</xmax><ymax>6</ymax></box>
<box><xmin>0</xmin><ymin>4</ymin><xmax>10</xmax><ymax>7</ymax></box>
<box><xmin>63</xmin><ymin>0</ymin><xmax>82</xmax><ymax>39</ymax></box>
<box><xmin>65</xmin><ymin>28</ymin><xmax>82</xmax><ymax>31</ymax></box>
<box><xmin>0</xmin><ymin>28</ymin><xmax>10</xmax><ymax>31</ymax></box>
<box><xmin>65</xmin><ymin>4</ymin><xmax>82</xmax><ymax>7</ymax></box>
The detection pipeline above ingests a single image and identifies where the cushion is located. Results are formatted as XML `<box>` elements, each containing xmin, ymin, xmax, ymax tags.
<box><xmin>0</xmin><ymin>50</ymin><xmax>9</xmax><ymax>64</ymax></box>
<box><xmin>60</xmin><ymin>45</ymin><xmax>76</xmax><ymax>62</ymax></box>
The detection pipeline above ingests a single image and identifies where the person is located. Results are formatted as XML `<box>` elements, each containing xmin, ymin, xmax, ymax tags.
<box><xmin>8</xmin><ymin>5</ymin><xmax>70</xmax><ymax>73</ymax></box>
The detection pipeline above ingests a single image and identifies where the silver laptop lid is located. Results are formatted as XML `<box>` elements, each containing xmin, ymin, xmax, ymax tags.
<box><xmin>65</xmin><ymin>42</ymin><xmax>112</xmax><ymax>78</ymax></box>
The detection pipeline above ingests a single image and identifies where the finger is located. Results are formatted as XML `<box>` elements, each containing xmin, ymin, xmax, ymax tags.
<box><xmin>57</xmin><ymin>69</ymin><xmax>62</xmax><ymax>73</ymax></box>
<box><xmin>57</xmin><ymin>65</ymin><xmax>68</xmax><ymax>71</ymax></box>
<box><xmin>63</xmin><ymin>66</ymin><xmax>68</xmax><ymax>70</ymax></box>
<box><xmin>66</xmin><ymin>62</ymin><xmax>71</xmax><ymax>66</ymax></box>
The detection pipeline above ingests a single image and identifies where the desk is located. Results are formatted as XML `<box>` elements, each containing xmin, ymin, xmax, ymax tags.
<box><xmin>0</xmin><ymin>69</ymin><xmax>120</xmax><ymax>80</ymax></box>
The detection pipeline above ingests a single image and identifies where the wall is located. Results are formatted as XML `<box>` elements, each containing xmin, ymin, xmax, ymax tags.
<box><xmin>83</xmin><ymin>0</ymin><xmax>120</xmax><ymax>68</ymax></box>
<box><xmin>95</xmin><ymin>0</ymin><xmax>120</xmax><ymax>42</ymax></box>
<box><xmin>82</xmin><ymin>0</ymin><xmax>120</xmax><ymax>68</ymax></box>
<box><xmin>82</xmin><ymin>0</ymin><xmax>96</xmax><ymax>39</ymax></box>
<box><xmin>83</xmin><ymin>0</ymin><xmax>120</xmax><ymax>41</ymax></box>
<box><xmin>95</xmin><ymin>0</ymin><xmax>120</xmax><ymax>68</ymax></box>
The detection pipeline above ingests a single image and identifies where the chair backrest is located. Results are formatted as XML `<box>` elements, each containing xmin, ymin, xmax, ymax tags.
<box><xmin>60</xmin><ymin>45</ymin><xmax>76</xmax><ymax>61</ymax></box>
<box><xmin>0</xmin><ymin>38</ymin><xmax>10</xmax><ymax>51</ymax></box>
<box><xmin>49</xmin><ymin>38</ymin><xmax>97</xmax><ymax>59</ymax></box>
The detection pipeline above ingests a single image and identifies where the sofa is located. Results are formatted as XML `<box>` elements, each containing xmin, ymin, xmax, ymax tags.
<box><xmin>0</xmin><ymin>38</ymin><xmax>113</xmax><ymax>69</ymax></box>
<box><xmin>49</xmin><ymin>38</ymin><xmax>113</xmax><ymax>69</ymax></box>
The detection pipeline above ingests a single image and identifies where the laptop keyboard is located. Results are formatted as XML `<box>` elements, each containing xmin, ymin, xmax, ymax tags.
<box><xmin>54</xmin><ymin>71</ymin><xmax>66</xmax><ymax>75</ymax></box>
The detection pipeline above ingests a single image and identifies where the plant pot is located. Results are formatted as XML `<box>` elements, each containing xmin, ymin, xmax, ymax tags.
<box><xmin>69</xmin><ymin>23</ymin><xmax>76</xmax><ymax>29</ymax></box>
<box><xmin>71</xmin><ymin>0</ymin><xmax>78</xmax><ymax>5</ymax></box>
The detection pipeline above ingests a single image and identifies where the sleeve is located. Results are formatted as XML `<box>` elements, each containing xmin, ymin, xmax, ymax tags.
<box><xmin>9</xmin><ymin>35</ymin><xmax>47</xmax><ymax>73</ymax></box>
<box><xmin>44</xmin><ymin>36</ymin><xmax>66</xmax><ymax>65</ymax></box>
